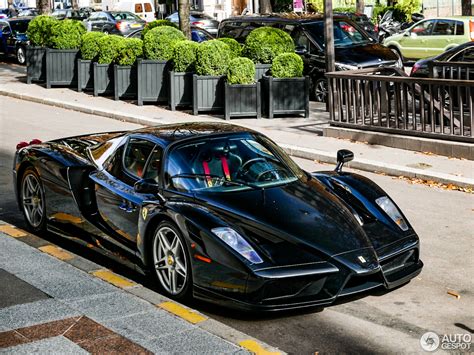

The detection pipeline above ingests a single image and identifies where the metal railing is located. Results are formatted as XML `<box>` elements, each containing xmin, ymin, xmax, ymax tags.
<box><xmin>326</xmin><ymin>66</ymin><xmax>474</xmax><ymax>143</ymax></box>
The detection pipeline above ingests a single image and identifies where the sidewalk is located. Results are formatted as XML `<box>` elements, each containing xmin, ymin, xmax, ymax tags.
<box><xmin>1</xmin><ymin>62</ymin><xmax>473</xmax><ymax>189</ymax></box>
<box><xmin>0</xmin><ymin>222</ymin><xmax>280</xmax><ymax>354</ymax></box>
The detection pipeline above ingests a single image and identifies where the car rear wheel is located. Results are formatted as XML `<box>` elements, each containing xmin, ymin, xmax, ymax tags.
<box><xmin>152</xmin><ymin>221</ymin><xmax>192</xmax><ymax>300</ymax></box>
<box><xmin>16</xmin><ymin>46</ymin><xmax>26</xmax><ymax>65</ymax></box>
<box><xmin>20</xmin><ymin>167</ymin><xmax>46</xmax><ymax>232</ymax></box>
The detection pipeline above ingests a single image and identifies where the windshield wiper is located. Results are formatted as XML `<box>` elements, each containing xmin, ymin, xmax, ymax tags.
<box><xmin>170</xmin><ymin>173</ymin><xmax>262</xmax><ymax>190</ymax></box>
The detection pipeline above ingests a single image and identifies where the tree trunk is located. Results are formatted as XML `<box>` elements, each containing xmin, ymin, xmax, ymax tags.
<box><xmin>356</xmin><ymin>0</ymin><xmax>365</xmax><ymax>13</ymax></box>
<box><xmin>461</xmin><ymin>0</ymin><xmax>472</xmax><ymax>16</ymax></box>
<box><xmin>72</xmin><ymin>0</ymin><xmax>79</xmax><ymax>10</ymax></box>
<box><xmin>178</xmin><ymin>0</ymin><xmax>191</xmax><ymax>40</ymax></box>
<box><xmin>259</xmin><ymin>0</ymin><xmax>272</xmax><ymax>14</ymax></box>
<box><xmin>37</xmin><ymin>0</ymin><xmax>50</xmax><ymax>14</ymax></box>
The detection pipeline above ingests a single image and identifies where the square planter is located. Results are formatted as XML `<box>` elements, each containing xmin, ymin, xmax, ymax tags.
<box><xmin>137</xmin><ymin>59</ymin><xmax>169</xmax><ymax>106</ymax></box>
<box><xmin>26</xmin><ymin>46</ymin><xmax>46</xmax><ymax>84</ymax></box>
<box><xmin>224</xmin><ymin>82</ymin><xmax>261</xmax><ymax>120</ymax></box>
<box><xmin>93</xmin><ymin>62</ymin><xmax>114</xmax><ymax>97</ymax></box>
<box><xmin>45</xmin><ymin>48</ymin><xmax>79</xmax><ymax>88</ymax></box>
<box><xmin>262</xmin><ymin>75</ymin><xmax>310</xmax><ymax>119</ymax></box>
<box><xmin>114</xmin><ymin>64</ymin><xmax>137</xmax><ymax>101</ymax></box>
<box><xmin>255</xmin><ymin>64</ymin><xmax>271</xmax><ymax>81</ymax></box>
<box><xmin>77</xmin><ymin>59</ymin><xmax>93</xmax><ymax>92</ymax></box>
<box><xmin>169</xmin><ymin>71</ymin><xmax>193</xmax><ymax>111</ymax></box>
<box><xmin>192</xmin><ymin>75</ymin><xmax>225</xmax><ymax>115</ymax></box>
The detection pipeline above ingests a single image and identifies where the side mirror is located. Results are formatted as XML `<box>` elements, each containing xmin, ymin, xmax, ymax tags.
<box><xmin>335</xmin><ymin>149</ymin><xmax>354</xmax><ymax>173</ymax></box>
<box><xmin>295</xmin><ymin>45</ymin><xmax>308</xmax><ymax>55</ymax></box>
<box><xmin>134</xmin><ymin>178</ymin><xmax>159</xmax><ymax>194</ymax></box>
<box><xmin>403</xmin><ymin>31</ymin><xmax>410</xmax><ymax>37</ymax></box>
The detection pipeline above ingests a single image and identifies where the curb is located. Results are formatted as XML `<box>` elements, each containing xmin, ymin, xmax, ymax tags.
<box><xmin>0</xmin><ymin>222</ymin><xmax>284</xmax><ymax>355</ymax></box>
<box><xmin>1</xmin><ymin>89</ymin><xmax>472</xmax><ymax>189</ymax></box>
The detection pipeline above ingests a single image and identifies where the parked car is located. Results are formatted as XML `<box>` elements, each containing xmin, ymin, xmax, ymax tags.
<box><xmin>0</xmin><ymin>17</ymin><xmax>30</xmax><ymax>64</ymax></box>
<box><xmin>17</xmin><ymin>8</ymin><xmax>38</xmax><ymax>17</ymax></box>
<box><xmin>14</xmin><ymin>122</ymin><xmax>423</xmax><ymax>310</ymax></box>
<box><xmin>383</xmin><ymin>16</ymin><xmax>474</xmax><ymax>61</ymax></box>
<box><xmin>52</xmin><ymin>8</ymin><xmax>92</xmax><ymax>21</ymax></box>
<box><xmin>335</xmin><ymin>12</ymin><xmax>378</xmax><ymax>40</ymax></box>
<box><xmin>126</xmin><ymin>25</ymin><xmax>213</xmax><ymax>42</ymax></box>
<box><xmin>218</xmin><ymin>15</ymin><xmax>401</xmax><ymax>102</ymax></box>
<box><xmin>410</xmin><ymin>41</ymin><xmax>474</xmax><ymax>77</ymax></box>
<box><xmin>85</xmin><ymin>11</ymin><xmax>145</xmax><ymax>35</ymax></box>
<box><xmin>166</xmin><ymin>11</ymin><xmax>219</xmax><ymax>35</ymax></box>
<box><xmin>114</xmin><ymin>0</ymin><xmax>155</xmax><ymax>23</ymax></box>
<box><xmin>0</xmin><ymin>9</ymin><xmax>9</xmax><ymax>19</ymax></box>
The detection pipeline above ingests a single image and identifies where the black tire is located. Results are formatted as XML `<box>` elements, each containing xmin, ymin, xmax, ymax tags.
<box><xmin>151</xmin><ymin>221</ymin><xmax>192</xmax><ymax>300</ymax></box>
<box><xmin>20</xmin><ymin>167</ymin><xmax>47</xmax><ymax>232</ymax></box>
<box><xmin>313</xmin><ymin>78</ymin><xmax>328</xmax><ymax>103</ymax></box>
<box><xmin>16</xmin><ymin>46</ymin><xmax>26</xmax><ymax>65</ymax></box>
<box><xmin>390</xmin><ymin>46</ymin><xmax>404</xmax><ymax>64</ymax></box>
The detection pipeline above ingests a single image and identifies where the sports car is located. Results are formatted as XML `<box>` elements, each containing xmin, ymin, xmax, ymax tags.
<box><xmin>13</xmin><ymin>123</ymin><xmax>423</xmax><ymax>311</ymax></box>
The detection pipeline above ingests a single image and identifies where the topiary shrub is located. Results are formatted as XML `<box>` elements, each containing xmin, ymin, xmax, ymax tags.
<box><xmin>48</xmin><ymin>19</ymin><xmax>85</xmax><ymax>49</ymax></box>
<box><xmin>26</xmin><ymin>15</ymin><xmax>59</xmax><ymax>47</ymax></box>
<box><xmin>97</xmin><ymin>35</ymin><xmax>125</xmax><ymax>64</ymax></box>
<box><xmin>142</xmin><ymin>20</ymin><xmax>178</xmax><ymax>38</ymax></box>
<box><xmin>116</xmin><ymin>38</ymin><xmax>143</xmax><ymax>66</ymax></box>
<box><xmin>172</xmin><ymin>40</ymin><xmax>198</xmax><ymax>72</ymax></box>
<box><xmin>195</xmin><ymin>40</ymin><xmax>232</xmax><ymax>76</ymax></box>
<box><xmin>218</xmin><ymin>37</ymin><xmax>242</xmax><ymax>58</ymax></box>
<box><xmin>227</xmin><ymin>57</ymin><xmax>255</xmax><ymax>85</ymax></box>
<box><xmin>143</xmin><ymin>26</ymin><xmax>185</xmax><ymax>60</ymax></box>
<box><xmin>243</xmin><ymin>27</ymin><xmax>295</xmax><ymax>64</ymax></box>
<box><xmin>80</xmin><ymin>31</ymin><xmax>105</xmax><ymax>60</ymax></box>
<box><xmin>271</xmin><ymin>53</ymin><xmax>304</xmax><ymax>78</ymax></box>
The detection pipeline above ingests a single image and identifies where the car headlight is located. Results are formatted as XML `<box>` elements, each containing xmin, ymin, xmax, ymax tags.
<box><xmin>336</xmin><ymin>62</ymin><xmax>358</xmax><ymax>71</ymax></box>
<box><xmin>375</xmin><ymin>196</ymin><xmax>409</xmax><ymax>231</ymax></box>
<box><xmin>211</xmin><ymin>227</ymin><xmax>264</xmax><ymax>264</ymax></box>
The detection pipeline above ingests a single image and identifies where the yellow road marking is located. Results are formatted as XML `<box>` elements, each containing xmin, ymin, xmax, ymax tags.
<box><xmin>91</xmin><ymin>269</ymin><xmax>136</xmax><ymax>288</ymax></box>
<box><xmin>158</xmin><ymin>301</ymin><xmax>207</xmax><ymax>324</ymax></box>
<box><xmin>0</xmin><ymin>225</ymin><xmax>27</xmax><ymax>238</ymax></box>
<box><xmin>239</xmin><ymin>340</ymin><xmax>281</xmax><ymax>355</ymax></box>
<box><xmin>38</xmin><ymin>245</ymin><xmax>74</xmax><ymax>261</ymax></box>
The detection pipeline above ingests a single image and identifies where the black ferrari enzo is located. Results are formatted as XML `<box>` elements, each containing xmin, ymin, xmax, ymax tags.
<box><xmin>13</xmin><ymin>123</ymin><xmax>422</xmax><ymax>311</ymax></box>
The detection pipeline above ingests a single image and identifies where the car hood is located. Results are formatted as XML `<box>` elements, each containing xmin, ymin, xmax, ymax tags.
<box><xmin>195</xmin><ymin>178</ymin><xmax>399</xmax><ymax>260</ymax></box>
<box><xmin>336</xmin><ymin>43</ymin><xmax>398</xmax><ymax>66</ymax></box>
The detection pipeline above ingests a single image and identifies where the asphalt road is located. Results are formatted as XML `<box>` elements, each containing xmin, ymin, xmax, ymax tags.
<box><xmin>1</xmin><ymin>96</ymin><xmax>473</xmax><ymax>354</ymax></box>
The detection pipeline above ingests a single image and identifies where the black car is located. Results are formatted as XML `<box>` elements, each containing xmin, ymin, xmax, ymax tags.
<box><xmin>335</xmin><ymin>12</ymin><xmax>378</xmax><ymax>40</ymax></box>
<box><xmin>0</xmin><ymin>17</ymin><xmax>30</xmax><ymax>64</ymax></box>
<box><xmin>14</xmin><ymin>123</ymin><xmax>423</xmax><ymax>311</ymax></box>
<box><xmin>411</xmin><ymin>41</ymin><xmax>474</xmax><ymax>77</ymax></box>
<box><xmin>52</xmin><ymin>8</ymin><xmax>93</xmax><ymax>21</ymax></box>
<box><xmin>84</xmin><ymin>11</ymin><xmax>145</xmax><ymax>35</ymax></box>
<box><xmin>218</xmin><ymin>15</ymin><xmax>401</xmax><ymax>102</ymax></box>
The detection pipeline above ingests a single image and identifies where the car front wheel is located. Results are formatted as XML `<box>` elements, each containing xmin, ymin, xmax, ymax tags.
<box><xmin>16</xmin><ymin>46</ymin><xmax>26</xmax><ymax>65</ymax></box>
<box><xmin>20</xmin><ymin>167</ymin><xmax>46</xmax><ymax>232</ymax></box>
<box><xmin>313</xmin><ymin>78</ymin><xmax>328</xmax><ymax>103</ymax></box>
<box><xmin>152</xmin><ymin>221</ymin><xmax>192</xmax><ymax>300</ymax></box>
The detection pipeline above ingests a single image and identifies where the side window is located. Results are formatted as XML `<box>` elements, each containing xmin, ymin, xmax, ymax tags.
<box><xmin>89</xmin><ymin>12</ymin><xmax>99</xmax><ymax>20</ymax></box>
<box><xmin>462</xmin><ymin>48</ymin><xmax>474</xmax><ymax>62</ymax></box>
<box><xmin>123</xmin><ymin>138</ymin><xmax>155</xmax><ymax>179</ymax></box>
<box><xmin>455</xmin><ymin>21</ymin><xmax>465</xmax><ymax>35</ymax></box>
<box><xmin>142</xmin><ymin>146</ymin><xmax>163</xmax><ymax>182</ymax></box>
<box><xmin>144</xmin><ymin>3</ymin><xmax>152</xmax><ymax>12</ymax></box>
<box><xmin>411</xmin><ymin>20</ymin><xmax>434</xmax><ymax>36</ymax></box>
<box><xmin>432</xmin><ymin>20</ymin><xmax>455</xmax><ymax>35</ymax></box>
<box><xmin>105</xmin><ymin>145</ymin><xmax>125</xmax><ymax>180</ymax></box>
<box><xmin>135</xmin><ymin>3</ymin><xmax>143</xmax><ymax>13</ymax></box>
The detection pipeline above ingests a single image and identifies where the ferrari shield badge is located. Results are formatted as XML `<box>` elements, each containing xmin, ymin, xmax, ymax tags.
<box><xmin>358</xmin><ymin>256</ymin><xmax>367</xmax><ymax>264</ymax></box>
<box><xmin>142</xmin><ymin>207</ymin><xmax>148</xmax><ymax>221</ymax></box>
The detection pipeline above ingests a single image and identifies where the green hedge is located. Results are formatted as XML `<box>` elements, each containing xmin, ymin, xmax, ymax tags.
<box><xmin>218</xmin><ymin>37</ymin><xmax>242</xmax><ymax>58</ymax></box>
<box><xmin>227</xmin><ymin>57</ymin><xmax>255</xmax><ymax>85</ymax></box>
<box><xmin>271</xmin><ymin>53</ymin><xmax>303</xmax><ymax>78</ymax></box>
<box><xmin>80</xmin><ymin>32</ymin><xmax>105</xmax><ymax>60</ymax></box>
<box><xmin>172</xmin><ymin>40</ymin><xmax>198</xmax><ymax>72</ymax></box>
<box><xmin>143</xmin><ymin>26</ymin><xmax>185</xmax><ymax>60</ymax></box>
<box><xmin>142</xmin><ymin>19</ymin><xmax>178</xmax><ymax>38</ymax></box>
<box><xmin>48</xmin><ymin>19</ymin><xmax>85</xmax><ymax>50</ymax></box>
<box><xmin>26</xmin><ymin>15</ymin><xmax>58</xmax><ymax>47</ymax></box>
<box><xmin>243</xmin><ymin>27</ymin><xmax>294</xmax><ymax>64</ymax></box>
<box><xmin>97</xmin><ymin>35</ymin><xmax>125</xmax><ymax>64</ymax></box>
<box><xmin>116</xmin><ymin>38</ymin><xmax>143</xmax><ymax>66</ymax></box>
<box><xmin>195</xmin><ymin>40</ymin><xmax>232</xmax><ymax>76</ymax></box>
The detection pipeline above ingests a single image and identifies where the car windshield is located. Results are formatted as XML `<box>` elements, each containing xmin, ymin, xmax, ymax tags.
<box><xmin>165</xmin><ymin>134</ymin><xmax>304</xmax><ymax>193</ymax></box>
<box><xmin>304</xmin><ymin>20</ymin><xmax>370</xmax><ymax>48</ymax></box>
<box><xmin>10</xmin><ymin>21</ymin><xmax>29</xmax><ymax>33</ymax></box>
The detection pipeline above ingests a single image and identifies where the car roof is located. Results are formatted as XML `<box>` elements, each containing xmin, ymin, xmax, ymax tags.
<box><xmin>4</xmin><ymin>17</ymin><xmax>32</xmax><ymax>22</ymax></box>
<box><xmin>222</xmin><ymin>13</ymin><xmax>348</xmax><ymax>24</ymax></box>
<box><xmin>130</xmin><ymin>123</ymin><xmax>257</xmax><ymax>145</ymax></box>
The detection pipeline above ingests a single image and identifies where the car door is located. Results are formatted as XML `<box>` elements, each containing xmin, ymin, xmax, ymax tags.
<box><xmin>398</xmin><ymin>19</ymin><xmax>435</xmax><ymax>59</ymax></box>
<box><xmin>429</xmin><ymin>19</ymin><xmax>457</xmax><ymax>57</ymax></box>
<box><xmin>293</xmin><ymin>27</ymin><xmax>325</xmax><ymax>78</ymax></box>
<box><xmin>90</xmin><ymin>137</ymin><xmax>163</xmax><ymax>248</ymax></box>
<box><xmin>88</xmin><ymin>12</ymin><xmax>101</xmax><ymax>31</ymax></box>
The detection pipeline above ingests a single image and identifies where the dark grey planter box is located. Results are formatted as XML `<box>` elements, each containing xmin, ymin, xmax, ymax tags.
<box><xmin>77</xmin><ymin>59</ymin><xmax>93</xmax><ymax>92</ymax></box>
<box><xmin>192</xmin><ymin>75</ymin><xmax>225</xmax><ymax>115</ymax></box>
<box><xmin>137</xmin><ymin>59</ymin><xmax>169</xmax><ymax>106</ymax></box>
<box><xmin>262</xmin><ymin>75</ymin><xmax>310</xmax><ymax>119</ymax></box>
<box><xmin>114</xmin><ymin>64</ymin><xmax>137</xmax><ymax>101</ymax></box>
<box><xmin>224</xmin><ymin>82</ymin><xmax>261</xmax><ymax>120</ymax></box>
<box><xmin>255</xmin><ymin>64</ymin><xmax>271</xmax><ymax>81</ymax></box>
<box><xmin>169</xmin><ymin>71</ymin><xmax>193</xmax><ymax>111</ymax></box>
<box><xmin>26</xmin><ymin>46</ymin><xmax>46</xmax><ymax>84</ymax></box>
<box><xmin>45</xmin><ymin>48</ymin><xmax>79</xmax><ymax>88</ymax></box>
<box><xmin>93</xmin><ymin>62</ymin><xmax>114</xmax><ymax>97</ymax></box>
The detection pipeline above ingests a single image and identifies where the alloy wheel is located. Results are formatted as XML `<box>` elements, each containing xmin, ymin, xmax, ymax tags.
<box><xmin>21</xmin><ymin>173</ymin><xmax>44</xmax><ymax>228</ymax></box>
<box><xmin>153</xmin><ymin>225</ymin><xmax>188</xmax><ymax>295</ymax></box>
<box><xmin>17</xmin><ymin>47</ymin><xmax>25</xmax><ymax>65</ymax></box>
<box><xmin>314</xmin><ymin>79</ymin><xmax>328</xmax><ymax>103</ymax></box>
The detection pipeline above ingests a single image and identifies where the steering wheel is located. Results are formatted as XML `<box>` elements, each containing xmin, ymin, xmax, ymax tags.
<box><xmin>256</xmin><ymin>168</ymin><xmax>287</xmax><ymax>182</ymax></box>
<box><xmin>237</xmin><ymin>158</ymin><xmax>267</xmax><ymax>178</ymax></box>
